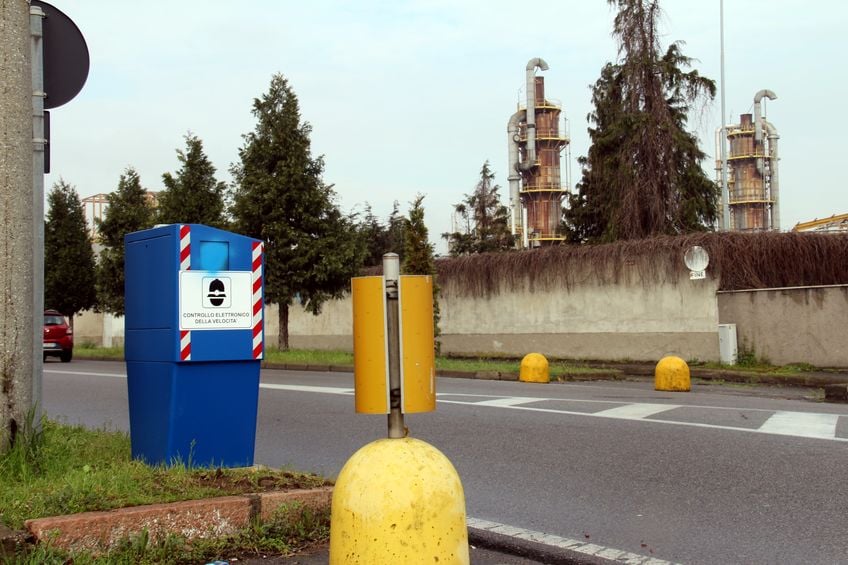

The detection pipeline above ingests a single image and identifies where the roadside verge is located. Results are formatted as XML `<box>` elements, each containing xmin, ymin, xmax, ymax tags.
<box><xmin>20</xmin><ymin>487</ymin><xmax>332</xmax><ymax>554</ymax></box>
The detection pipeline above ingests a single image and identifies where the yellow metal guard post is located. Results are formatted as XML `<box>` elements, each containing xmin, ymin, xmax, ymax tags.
<box><xmin>351</xmin><ymin>256</ymin><xmax>436</xmax><ymax>423</ymax></box>
<box><xmin>332</xmin><ymin>253</ymin><xmax>469</xmax><ymax>564</ymax></box>
<box><xmin>351</xmin><ymin>276</ymin><xmax>389</xmax><ymax>414</ymax></box>
<box><xmin>399</xmin><ymin>275</ymin><xmax>436</xmax><ymax>413</ymax></box>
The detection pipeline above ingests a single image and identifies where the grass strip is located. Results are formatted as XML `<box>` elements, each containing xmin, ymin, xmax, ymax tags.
<box><xmin>73</xmin><ymin>344</ymin><xmax>125</xmax><ymax>360</ymax></box>
<box><xmin>0</xmin><ymin>419</ymin><xmax>329</xmax><ymax>531</ymax></box>
<box><xmin>76</xmin><ymin>346</ymin><xmax>616</xmax><ymax>375</ymax></box>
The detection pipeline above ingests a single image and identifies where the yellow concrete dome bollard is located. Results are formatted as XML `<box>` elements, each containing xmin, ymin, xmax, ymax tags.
<box><xmin>655</xmin><ymin>355</ymin><xmax>691</xmax><ymax>392</ymax></box>
<box><xmin>519</xmin><ymin>352</ymin><xmax>549</xmax><ymax>383</ymax></box>
<box><xmin>329</xmin><ymin>437</ymin><xmax>469</xmax><ymax>564</ymax></box>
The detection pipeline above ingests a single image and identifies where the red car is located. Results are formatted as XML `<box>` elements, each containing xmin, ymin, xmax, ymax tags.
<box><xmin>43</xmin><ymin>309</ymin><xmax>73</xmax><ymax>362</ymax></box>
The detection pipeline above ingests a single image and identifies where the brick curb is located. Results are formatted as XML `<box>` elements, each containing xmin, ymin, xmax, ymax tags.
<box><xmin>0</xmin><ymin>523</ymin><xmax>29</xmax><ymax>559</ymax></box>
<box><xmin>23</xmin><ymin>487</ymin><xmax>332</xmax><ymax>554</ymax></box>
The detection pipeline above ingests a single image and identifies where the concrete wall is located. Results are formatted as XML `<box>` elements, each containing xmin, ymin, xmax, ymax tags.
<box><xmin>74</xmin><ymin>273</ymin><xmax>722</xmax><ymax>362</ymax></box>
<box><xmin>74</xmin><ymin>311</ymin><xmax>124</xmax><ymax>347</ymax></box>
<box><xmin>717</xmin><ymin>285</ymin><xmax>848</xmax><ymax>367</ymax></box>
<box><xmin>267</xmin><ymin>302</ymin><xmax>353</xmax><ymax>351</ymax></box>
<box><xmin>75</xmin><ymin>282</ymin><xmax>848</xmax><ymax>367</ymax></box>
<box><xmin>438</xmin><ymin>273</ymin><xmax>720</xmax><ymax>361</ymax></box>
<box><xmin>281</xmin><ymin>272</ymin><xmax>722</xmax><ymax>362</ymax></box>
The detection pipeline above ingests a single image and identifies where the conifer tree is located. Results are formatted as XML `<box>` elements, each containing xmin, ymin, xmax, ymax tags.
<box><xmin>385</xmin><ymin>201</ymin><xmax>406</xmax><ymax>263</ymax></box>
<box><xmin>403</xmin><ymin>195</ymin><xmax>440</xmax><ymax>351</ymax></box>
<box><xmin>44</xmin><ymin>180</ymin><xmax>97</xmax><ymax>328</ymax></box>
<box><xmin>157</xmin><ymin>133</ymin><xmax>227</xmax><ymax>228</ymax></box>
<box><xmin>443</xmin><ymin>161</ymin><xmax>514</xmax><ymax>256</ymax></box>
<box><xmin>96</xmin><ymin>168</ymin><xmax>154</xmax><ymax>315</ymax></box>
<box><xmin>565</xmin><ymin>0</ymin><xmax>718</xmax><ymax>242</ymax></box>
<box><xmin>231</xmin><ymin>73</ymin><xmax>363</xmax><ymax>350</ymax></box>
<box><xmin>358</xmin><ymin>204</ymin><xmax>389</xmax><ymax>268</ymax></box>
<box><xmin>358</xmin><ymin>201</ymin><xmax>406</xmax><ymax>267</ymax></box>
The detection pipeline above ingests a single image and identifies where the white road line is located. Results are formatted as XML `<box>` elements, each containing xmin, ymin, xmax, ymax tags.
<box><xmin>758</xmin><ymin>411</ymin><xmax>839</xmax><ymax>439</ymax></box>
<box><xmin>440</xmin><ymin>392</ymin><xmax>629</xmax><ymax>406</ymax></box>
<box><xmin>440</xmin><ymin>399</ymin><xmax>848</xmax><ymax>443</ymax></box>
<box><xmin>260</xmin><ymin>383</ymin><xmax>353</xmax><ymax>395</ymax></box>
<box><xmin>47</xmin><ymin>370</ymin><xmax>848</xmax><ymax>442</ymax></box>
<box><xmin>438</xmin><ymin>392</ymin><xmax>787</xmax><ymax>413</ymax></box>
<box><xmin>593</xmin><ymin>403</ymin><xmax>678</xmax><ymax>420</ymax></box>
<box><xmin>467</xmin><ymin>517</ymin><xmax>678</xmax><ymax>565</ymax></box>
<box><xmin>46</xmin><ymin>371</ymin><xmax>354</xmax><ymax>396</ymax></box>
<box><xmin>45</xmin><ymin>369</ymin><xmax>126</xmax><ymax>378</ymax></box>
<box><xmin>474</xmin><ymin>397</ymin><xmax>545</xmax><ymax>407</ymax></box>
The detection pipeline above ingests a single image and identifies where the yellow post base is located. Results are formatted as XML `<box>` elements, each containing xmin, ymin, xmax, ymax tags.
<box><xmin>329</xmin><ymin>437</ymin><xmax>469</xmax><ymax>564</ymax></box>
<box><xmin>520</xmin><ymin>352</ymin><xmax>550</xmax><ymax>383</ymax></box>
<box><xmin>655</xmin><ymin>356</ymin><xmax>691</xmax><ymax>392</ymax></box>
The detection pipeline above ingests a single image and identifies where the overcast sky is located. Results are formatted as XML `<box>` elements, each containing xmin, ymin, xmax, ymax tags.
<box><xmin>44</xmin><ymin>0</ymin><xmax>848</xmax><ymax>253</ymax></box>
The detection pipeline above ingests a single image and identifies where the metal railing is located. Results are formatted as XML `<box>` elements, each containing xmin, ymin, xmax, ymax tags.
<box><xmin>521</xmin><ymin>183</ymin><xmax>568</xmax><ymax>193</ymax></box>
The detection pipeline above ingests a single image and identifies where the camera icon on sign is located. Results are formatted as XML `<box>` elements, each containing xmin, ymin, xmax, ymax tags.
<box><xmin>203</xmin><ymin>277</ymin><xmax>230</xmax><ymax>308</ymax></box>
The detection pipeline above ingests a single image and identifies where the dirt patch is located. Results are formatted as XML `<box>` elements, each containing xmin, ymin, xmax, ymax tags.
<box><xmin>190</xmin><ymin>468</ymin><xmax>333</xmax><ymax>493</ymax></box>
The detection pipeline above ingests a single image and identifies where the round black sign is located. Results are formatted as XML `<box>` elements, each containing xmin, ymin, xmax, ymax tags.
<box><xmin>32</xmin><ymin>1</ymin><xmax>89</xmax><ymax>110</ymax></box>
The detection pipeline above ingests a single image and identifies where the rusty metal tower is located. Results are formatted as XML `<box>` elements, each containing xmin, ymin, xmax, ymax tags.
<box><xmin>507</xmin><ymin>58</ymin><xmax>570</xmax><ymax>248</ymax></box>
<box><xmin>716</xmin><ymin>90</ymin><xmax>780</xmax><ymax>231</ymax></box>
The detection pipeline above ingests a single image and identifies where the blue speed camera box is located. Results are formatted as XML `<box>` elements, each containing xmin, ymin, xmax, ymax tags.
<box><xmin>124</xmin><ymin>224</ymin><xmax>264</xmax><ymax>467</ymax></box>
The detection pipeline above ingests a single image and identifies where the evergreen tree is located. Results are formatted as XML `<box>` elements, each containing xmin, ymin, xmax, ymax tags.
<box><xmin>443</xmin><ymin>161</ymin><xmax>514</xmax><ymax>256</ymax></box>
<box><xmin>403</xmin><ymin>195</ymin><xmax>440</xmax><ymax>351</ymax></box>
<box><xmin>564</xmin><ymin>64</ymin><xmax>625</xmax><ymax>243</ymax></box>
<box><xmin>157</xmin><ymin>133</ymin><xmax>227</xmax><ymax>228</ymax></box>
<box><xmin>358</xmin><ymin>204</ymin><xmax>389</xmax><ymax>268</ymax></box>
<box><xmin>565</xmin><ymin>0</ymin><xmax>718</xmax><ymax>242</ymax></box>
<box><xmin>358</xmin><ymin>201</ymin><xmax>406</xmax><ymax>267</ymax></box>
<box><xmin>385</xmin><ymin>200</ymin><xmax>406</xmax><ymax>263</ymax></box>
<box><xmin>96</xmin><ymin>168</ymin><xmax>154</xmax><ymax>315</ymax></box>
<box><xmin>230</xmin><ymin>73</ymin><xmax>363</xmax><ymax>350</ymax></box>
<box><xmin>44</xmin><ymin>180</ymin><xmax>97</xmax><ymax>328</ymax></box>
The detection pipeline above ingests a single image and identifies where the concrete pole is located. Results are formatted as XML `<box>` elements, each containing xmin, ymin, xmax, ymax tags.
<box><xmin>382</xmin><ymin>253</ymin><xmax>404</xmax><ymax>439</ymax></box>
<box><xmin>719</xmin><ymin>0</ymin><xmax>730</xmax><ymax>230</ymax></box>
<box><xmin>31</xmin><ymin>2</ymin><xmax>45</xmax><ymax>427</ymax></box>
<box><xmin>0</xmin><ymin>0</ymin><xmax>35</xmax><ymax>452</ymax></box>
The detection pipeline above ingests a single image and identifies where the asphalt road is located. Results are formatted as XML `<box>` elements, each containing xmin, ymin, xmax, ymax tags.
<box><xmin>43</xmin><ymin>360</ymin><xmax>848</xmax><ymax>565</ymax></box>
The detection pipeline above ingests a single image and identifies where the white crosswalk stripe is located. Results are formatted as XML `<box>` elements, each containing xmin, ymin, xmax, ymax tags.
<box><xmin>437</xmin><ymin>393</ymin><xmax>848</xmax><ymax>443</ymax></box>
<box><xmin>758</xmin><ymin>411</ymin><xmax>839</xmax><ymax>439</ymax></box>
<box><xmin>474</xmin><ymin>397</ymin><xmax>546</xmax><ymax>407</ymax></box>
<box><xmin>592</xmin><ymin>403</ymin><xmax>678</xmax><ymax>420</ymax></box>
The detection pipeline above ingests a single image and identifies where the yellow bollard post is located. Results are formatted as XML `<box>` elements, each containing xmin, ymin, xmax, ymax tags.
<box><xmin>655</xmin><ymin>355</ymin><xmax>691</xmax><ymax>392</ymax></box>
<box><xmin>334</xmin><ymin>253</ymin><xmax>469</xmax><ymax>564</ymax></box>
<box><xmin>519</xmin><ymin>352</ymin><xmax>549</xmax><ymax>383</ymax></box>
<box><xmin>329</xmin><ymin>438</ymin><xmax>469</xmax><ymax>564</ymax></box>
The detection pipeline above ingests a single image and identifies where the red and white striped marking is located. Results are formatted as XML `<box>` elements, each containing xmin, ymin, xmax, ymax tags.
<box><xmin>179</xmin><ymin>330</ymin><xmax>191</xmax><ymax>361</ymax></box>
<box><xmin>179</xmin><ymin>224</ymin><xmax>191</xmax><ymax>361</ymax></box>
<box><xmin>251</xmin><ymin>241</ymin><xmax>264</xmax><ymax>360</ymax></box>
<box><xmin>179</xmin><ymin>224</ymin><xmax>191</xmax><ymax>272</ymax></box>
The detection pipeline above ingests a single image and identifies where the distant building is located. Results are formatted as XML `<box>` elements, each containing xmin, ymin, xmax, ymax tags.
<box><xmin>792</xmin><ymin>214</ymin><xmax>848</xmax><ymax>233</ymax></box>
<box><xmin>81</xmin><ymin>191</ymin><xmax>159</xmax><ymax>242</ymax></box>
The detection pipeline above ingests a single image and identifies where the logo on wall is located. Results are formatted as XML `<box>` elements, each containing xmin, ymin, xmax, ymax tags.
<box><xmin>203</xmin><ymin>277</ymin><xmax>230</xmax><ymax>308</ymax></box>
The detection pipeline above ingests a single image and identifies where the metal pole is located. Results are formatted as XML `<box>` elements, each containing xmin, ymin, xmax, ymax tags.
<box><xmin>0</xmin><ymin>0</ymin><xmax>35</xmax><ymax>452</ymax></box>
<box><xmin>719</xmin><ymin>0</ymin><xmax>730</xmax><ymax>230</ymax></box>
<box><xmin>383</xmin><ymin>253</ymin><xmax>404</xmax><ymax>439</ymax></box>
<box><xmin>31</xmin><ymin>3</ymin><xmax>46</xmax><ymax>426</ymax></box>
